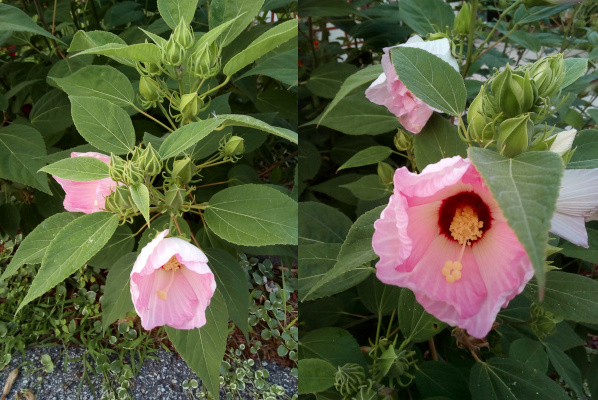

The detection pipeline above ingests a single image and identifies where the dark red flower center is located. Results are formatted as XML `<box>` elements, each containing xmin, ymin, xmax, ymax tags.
<box><xmin>438</xmin><ymin>191</ymin><xmax>492</xmax><ymax>245</ymax></box>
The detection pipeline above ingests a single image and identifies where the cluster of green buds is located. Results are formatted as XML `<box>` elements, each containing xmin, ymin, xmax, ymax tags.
<box><xmin>130</xmin><ymin>143</ymin><xmax>163</xmax><ymax>177</ymax></box>
<box><xmin>219</xmin><ymin>135</ymin><xmax>246</xmax><ymax>162</ymax></box>
<box><xmin>334</xmin><ymin>363</ymin><xmax>366</xmax><ymax>398</ymax></box>
<box><xmin>163</xmin><ymin>19</ymin><xmax>194</xmax><ymax>67</ymax></box>
<box><xmin>530</xmin><ymin>303</ymin><xmax>563</xmax><ymax>338</ymax></box>
<box><xmin>370</xmin><ymin>342</ymin><xmax>416</xmax><ymax>386</ymax></box>
<box><xmin>138</xmin><ymin>74</ymin><xmax>165</xmax><ymax>108</ymax></box>
<box><xmin>467</xmin><ymin>54</ymin><xmax>567</xmax><ymax>158</ymax></box>
<box><xmin>393</xmin><ymin>128</ymin><xmax>413</xmax><ymax>152</ymax></box>
<box><xmin>189</xmin><ymin>41</ymin><xmax>221</xmax><ymax>79</ymax></box>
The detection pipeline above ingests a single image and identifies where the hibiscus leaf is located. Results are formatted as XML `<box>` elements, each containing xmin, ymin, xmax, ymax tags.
<box><xmin>508</xmin><ymin>338</ymin><xmax>548</xmax><ymax>374</ymax></box>
<box><xmin>0</xmin><ymin>212</ymin><xmax>78</xmax><ymax>284</ymax></box>
<box><xmin>40</xmin><ymin>156</ymin><xmax>109</xmax><ymax>182</ymax></box>
<box><xmin>413</xmin><ymin>114</ymin><xmax>468</xmax><ymax>171</ymax></box>
<box><xmin>469</xmin><ymin>358</ymin><xmax>570</xmax><ymax>400</ymax></box>
<box><xmin>337</xmin><ymin>146</ymin><xmax>393</xmax><ymax>172</ymax></box>
<box><xmin>357</xmin><ymin>275</ymin><xmax>402</xmax><ymax>316</ymax></box>
<box><xmin>297</xmin><ymin>358</ymin><xmax>336</xmax><ymax>395</ymax></box>
<box><xmin>158</xmin><ymin>118</ymin><xmax>224</xmax><ymax>160</ymax></box>
<box><xmin>130</xmin><ymin>184</ymin><xmax>151</xmax><ymax>225</ymax></box>
<box><xmin>468</xmin><ymin>148</ymin><xmax>563</xmax><ymax>293</ymax></box>
<box><xmin>209</xmin><ymin>0</ymin><xmax>265</xmax><ymax>47</ymax></box>
<box><xmin>218</xmin><ymin>114</ymin><xmax>298</xmax><ymax>144</ymax></box>
<box><xmin>299</xmin><ymin>327</ymin><xmax>367</xmax><ymax>370</ymax></box>
<box><xmin>17</xmin><ymin>212</ymin><xmax>120</xmax><ymax>313</ymax></box>
<box><xmin>390</xmin><ymin>46</ymin><xmax>466</xmax><ymax>116</ymax></box>
<box><xmin>545</xmin><ymin>343</ymin><xmax>585</xmax><ymax>399</ymax></box>
<box><xmin>165</xmin><ymin>289</ymin><xmax>228</xmax><ymax>398</ymax></box>
<box><xmin>567</xmin><ymin>129</ymin><xmax>598</xmax><ymax>169</ymax></box>
<box><xmin>157</xmin><ymin>0</ymin><xmax>199</xmax><ymax>29</ymax></box>
<box><xmin>299</xmin><ymin>201</ymin><xmax>352</xmax><ymax>246</ymax></box>
<box><xmin>524</xmin><ymin>271</ymin><xmax>598</xmax><ymax>323</ymax></box>
<box><xmin>205</xmin><ymin>184</ymin><xmax>298</xmax><ymax>246</ymax></box>
<box><xmin>398</xmin><ymin>289</ymin><xmax>446</xmax><ymax>343</ymax></box>
<box><xmin>0</xmin><ymin>3</ymin><xmax>63</xmax><ymax>43</ymax></box>
<box><xmin>100</xmin><ymin>253</ymin><xmax>137</xmax><ymax>330</ymax></box>
<box><xmin>204</xmin><ymin>248</ymin><xmax>249</xmax><ymax>340</ymax></box>
<box><xmin>398</xmin><ymin>0</ymin><xmax>454</xmax><ymax>37</ymax></box>
<box><xmin>414</xmin><ymin>361</ymin><xmax>470</xmax><ymax>400</ymax></box>
<box><xmin>88</xmin><ymin>225</ymin><xmax>135</xmax><ymax>270</ymax></box>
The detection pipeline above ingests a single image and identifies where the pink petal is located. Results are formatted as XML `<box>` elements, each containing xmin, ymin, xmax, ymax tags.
<box><xmin>71</xmin><ymin>151</ymin><xmax>111</xmax><ymax>164</ymax></box>
<box><xmin>54</xmin><ymin>177</ymin><xmax>102</xmax><ymax>214</ymax></box>
<box><xmin>550</xmin><ymin>212</ymin><xmax>588</xmax><ymax>247</ymax></box>
<box><xmin>131</xmin><ymin>230</ymin><xmax>169</xmax><ymax>275</ymax></box>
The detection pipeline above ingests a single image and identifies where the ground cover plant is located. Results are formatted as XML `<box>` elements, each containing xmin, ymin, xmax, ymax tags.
<box><xmin>0</xmin><ymin>0</ymin><xmax>298</xmax><ymax>398</ymax></box>
<box><xmin>298</xmin><ymin>0</ymin><xmax>598</xmax><ymax>399</ymax></box>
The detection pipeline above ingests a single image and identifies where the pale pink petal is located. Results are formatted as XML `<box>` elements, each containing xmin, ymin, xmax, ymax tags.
<box><xmin>555</xmin><ymin>169</ymin><xmax>598</xmax><ymax>218</ymax></box>
<box><xmin>71</xmin><ymin>151</ymin><xmax>111</xmax><ymax>164</ymax></box>
<box><xmin>147</xmin><ymin>237</ymin><xmax>210</xmax><ymax>274</ymax></box>
<box><xmin>54</xmin><ymin>177</ymin><xmax>101</xmax><ymax>214</ymax></box>
<box><xmin>365</xmin><ymin>73</ymin><xmax>390</xmax><ymax>105</ymax></box>
<box><xmin>394</xmin><ymin>156</ymin><xmax>470</xmax><ymax>199</ymax></box>
<box><xmin>131</xmin><ymin>230</ymin><xmax>169</xmax><ymax>275</ymax></box>
<box><xmin>550</xmin><ymin>212</ymin><xmax>588</xmax><ymax>247</ymax></box>
<box><xmin>549</xmin><ymin>129</ymin><xmax>576</xmax><ymax>156</ymax></box>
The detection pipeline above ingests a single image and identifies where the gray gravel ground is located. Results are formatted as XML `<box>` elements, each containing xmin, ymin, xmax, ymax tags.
<box><xmin>0</xmin><ymin>346</ymin><xmax>297</xmax><ymax>399</ymax></box>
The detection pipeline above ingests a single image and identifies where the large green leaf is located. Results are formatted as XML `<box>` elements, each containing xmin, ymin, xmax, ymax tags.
<box><xmin>298</xmin><ymin>359</ymin><xmax>337</xmax><ymax>395</ymax></box>
<box><xmin>298</xmin><ymin>202</ymin><xmax>352</xmax><ymax>245</ymax></box>
<box><xmin>357</xmin><ymin>275</ymin><xmax>401</xmax><ymax>316</ymax></box>
<box><xmin>209</xmin><ymin>0</ymin><xmax>265</xmax><ymax>46</ymax></box>
<box><xmin>130</xmin><ymin>184</ymin><xmax>150</xmax><ymax>225</ymax></box>
<box><xmin>165</xmin><ymin>289</ymin><xmax>228</xmax><ymax>398</ymax></box>
<box><xmin>567</xmin><ymin>129</ymin><xmax>598</xmax><ymax>169</ymax></box>
<box><xmin>29</xmin><ymin>89</ymin><xmax>72</xmax><ymax>136</ymax></box>
<box><xmin>70</xmin><ymin>96</ymin><xmax>136</xmax><ymax>155</ymax></box>
<box><xmin>88</xmin><ymin>225</ymin><xmax>135</xmax><ymax>270</ymax></box>
<box><xmin>303</xmin><ymin>206</ymin><xmax>382</xmax><ymax>301</ymax></box>
<box><xmin>299</xmin><ymin>327</ymin><xmax>366</xmax><ymax>369</ymax></box>
<box><xmin>468</xmin><ymin>148</ymin><xmax>563</xmax><ymax>291</ymax></box>
<box><xmin>398</xmin><ymin>289</ymin><xmax>446</xmax><ymax>343</ymax></box>
<box><xmin>240</xmin><ymin>49</ymin><xmax>298</xmax><ymax>87</ymax></box>
<box><xmin>415</xmin><ymin>361</ymin><xmax>470</xmax><ymax>400</ymax></box>
<box><xmin>205</xmin><ymin>184</ymin><xmax>297</xmax><ymax>246</ymax></box>
<box><xmin>413</xmin><ymin>115</ymin><xmax>467</xmax><ymax>171</ymax></box>
<box><xmin>0</xmin><ymin>124</ymin><xmax>50</xmax><ymax>193</ymax></box>
<box><xmin>337</xmin><ymin>146</ymin><xmax>393</xmax><ymax>172</ymax></box>
<box><xmin>219</xmin><ymin>114</ymin><xmax>298</xmax><ymax>144</ymax></box>
<box><xmin>204</xmin><ymin>248</ymin><xmax>249</xmax><ymax>338</ymax></box>
<box><xmin>158</xmin><ymin>118</ymin><xmax>223</xmax><ymax>159</ymax></box>
<box><xmin>469</xmin><ymin>358</ymin><xmax>569</xmax><ymax>400</ymax></box>
<box><xmin>73</xmin><ymin>43</ymin><xmax>162</xmax><ymax>67</ymax></box>
<box><xmin>68</xmin><ymin>31</ymin><xmax>133</xmax><ymax>65</ymax></box>
<box><xmin>561</xmin><ymin>58</ymin><xmax>588</xmax><ymax>90</ymax></box>
<box><xmin>318</xmin><ymin>65</ymin><xmax>382</xmax><ymax>123</ymax></box>
<box><xmin>100</xmin><ymin>253</ymin><xmax>137</xmax><ymax>330</ymax></box>
<box><xmin>508</xmin><ymin>338</ymin><xmax>548</xmax><ymax>374</ymax></box>
<box><xmin>390</xmin><ymin>47</ymin><xmax>466</xmax><ymax>116</ymax></box>
<box><xmin>17</xmin><ymin>213</ymin><xmax>119</xmax><ymax>313</ymax></box>
<box><xmin>0</xmin><ymin>213</ymin><xmax>78</xmax><ymax>283</ymax></box>
<box><xmin>340</xmin><ymin>175</ymin><xmax>390</xmax><ymax>201</ymax></box>
<box><xmin>306</xmin><ymin>63</ymin><xmax>358</xmax><ymax>99</ymax></box>
<box><xmin>524</xmin><ymin>271</ymin><xmax>598</xmax><ymax>323</ymax></box>
<box><xmin>398</xmin><ymin>0</ymin><xmax>454</xmax><ymax>36</ymax></box>
<box><xmin>40</xmin><ymin>156</ymin><xmax>109</xmax><ymax>182</ymax></box>
<box><xmin>0</xmin><ymin>3</ymin><xmax>62</xmax><ymax>42</ymax></box>
<box><xmin>158</xmin><ymin>0</ymin><xmax>199</xmax><ymax>29</ymax></box>
<box><xmin>51</xmin><ymin>65</ymin><xmax>135</xmax><ymax>108</ymax></box>
<box><xmin>545</xmin><ymin>343</ymin><xmax>584</xmax><ymax>398</ymax></box>
<box><xmin>223</xmin><ymin>19</ymin><xmax>298</xmax><ymax>76</ymax></box>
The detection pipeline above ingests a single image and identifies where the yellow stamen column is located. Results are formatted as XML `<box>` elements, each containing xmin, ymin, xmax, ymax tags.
<box><xmin>157</xmin><ymin>255</ymin><xmax>182</xmax><ymax>299</ymax></box>
<box><xmin>442</xmin><ymin>206</ymin><xmax>484</xmax><ymax>283</ymax></box>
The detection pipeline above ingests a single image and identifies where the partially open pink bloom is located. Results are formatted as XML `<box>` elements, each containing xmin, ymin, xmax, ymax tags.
<box><xmin>372</xmin><ymin>156</ymin><xmax>533</xmax><ymax>338</ymax></box>
<box><xmin>365</xmin><ymin>36</ymin><xmax>459</xmax><ymax>134</ymax></box>
<box><xmin>52</xmin><ymin>152</ymin><xmax>117</xmax><ymax>214</ymax></box>
<box><xmin>130</xmin><ymin>230</ymin><xmax>216</xmax><ymax>330</ymax></box>
<box><xmin>550</xmin><ymin>169</ymin><xmax>598</xmax><ymax>248</ymax></box>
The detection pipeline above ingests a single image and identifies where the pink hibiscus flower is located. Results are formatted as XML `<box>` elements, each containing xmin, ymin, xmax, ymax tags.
<box><xmin>365</xmin><ymin>36</ymin><xmax>459</xmax><ymax>134</ymax></box>
<box><xmin>372</xmin><ymin>156</ymin><xmax>534</xmax><ymax>338</ymax></box>
<box><xmin>52</xmin><ymin>152</ymin><xmax>117</xmax><ymax>214</ymax></box>
<box><xmin>130</xmin><ymin>230</ymin><xmax>216</xmax><ymax>330</ymax></box>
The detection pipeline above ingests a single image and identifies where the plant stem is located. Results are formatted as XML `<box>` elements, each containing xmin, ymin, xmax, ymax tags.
<box><xmin>462</xmin><ymin>0</ymin><xmax>479</xmax><ymax>77</ymax></box>
<box><xmin>134</xmin><ymin>106</ymin><xmax>174</xmax><ymax>132</ymax></box>
<box><xmin>158</xmin><ymin>102</ymin><xmax>177</xmax><ymax>130</ymax></box>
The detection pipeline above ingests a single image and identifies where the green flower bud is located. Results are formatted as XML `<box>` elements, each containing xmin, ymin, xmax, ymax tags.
<box><xmin>139</xmin><ymin>61</ymin><xmax>161</xmax><ymax>76</ymax></box>
<box><xmin>334</xmin><ymin>363</ymin><xmax>366</xmax><ymax>398</ymax></box>
<box><xmin>454</xmin><ymin>3</ymin><xmax>472</xmax><ymax>35</ymax></box>
<box><xmin>497</xmin><ymin>114</ymin><xmax>532</xmax><ymax>158</ymax></box>
<box><xmin>123</xmin><ymin>161</ymin><xmax>145</xmax><ymax>186</ymax></box>
<box><xmin>190</xmin><ymin>42</ymin><xmax>220</xmax><ymax>79</ymax></box>
<box><xmin>393</xmin><ymin>128</ymin><xmax>413</xmax><ymax>152</ymax></box>
<box><xmin>164</xmin><ymin>37</ymin><xmax>185</xmax><ymax>66</ymax></box>
<box><xmin>171</xmin><ymin>157</ymin><xmax>195</xmax><ymax>186</ymax></box>
<box><xmin>377</xmin><ymin>162</ymin><xmax>394</xmax><ymax>186</ymax></box>
<box><xmin>179</xmin><ymin>93</ymin><xmax>200</xmax><ymax>121</ymax></box>
<box><xmin>139</xmin><ymin>75</ymin><xmax>162</xmax><ymax>103</ymax></box>
<box><xmin>173</xmin><ymin>19</ymin><xmax>194</xmax><ymax>49</ymax></box>
<box><xmin>223</xmin><ymin>136</ymin><xmax>245</xmax><ymax>158</ymax></box>
<box><xmin>530</xmin><ymin>303</ymin><xmax>563</xmax><ymax>339</ymax></box>
<box><xmin>109</xmin><ymin>154</ymin><xmax>126</xmax><ymax>182</ymax></box>
<box><xmin>492</xmin><ymin>65</ymin><xmax>536</xmax><ymax>118</ymax></box>
<box><xmin>164</xmin><ymin>184</ymin><xmax>186</xmax><ymax>212</ymax></box>
<box><xmin>139</xmin><ymin>143</ymin><xmax>163</xmax><ymax>177</ymax></box>
<box><xmin>528</xmin><ymin>54</ymin><xmax>565</xmax><ymax>98</ymax></box>
<box><xmin>113</xmin><ymin>186</ymin><xmax>133</xmax><ymax>209</ymax></box>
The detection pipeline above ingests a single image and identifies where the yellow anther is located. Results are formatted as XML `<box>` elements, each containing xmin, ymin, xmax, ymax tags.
<box><xmin>449</xmin><ymin>205</ymin><xmax>484</xmax><ymax>245</ymax></box>
<box><xmin>157</xmin><ymin>290</ymin><xmax>168</xmax><ymax>300</ymax></box>
<box><xmin>163</xmin><ymin>255</ymin><xmax>182</xmax><ymax>271</ymax></box>
<box><xmin>157</xmin><ymin>260</ymin><xmax>179</xmax><ymax>300</ymax></box>
<box><xmin>442</xmin><ymin>260</ymin><xmax>463</xmax><ymax>283</ymax></box>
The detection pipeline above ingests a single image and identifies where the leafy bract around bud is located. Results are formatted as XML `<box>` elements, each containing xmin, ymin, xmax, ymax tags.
<box><xmin>529</xmin><ymin>303</ymin><xmax>563</xmax><ymax>338</ymax></box>
<box><xmin>173</xmin><ymin>19</ymin><xmax>194</xmax><ymax>49</ymax></box>
<box><xmin>179</xmin><ymin>93</ymin><xmax>200</xmax><ymax>121</ymax></box>
<box><xmin>528</xmin><ymin>54</ymin><xmax>565</xmax><ymax>98</ymax></box>
<box><xmin>139</xmin><ymin>75</ymin><xmax>162</xmax><ymax>104</ymax></box>
<box><xmin>377</xmin><ymin>162</ymin><xmax>394</xmax><ymax>186</ymax></box>
<box><xmin>171</xmin><ymin>157</ymin><xmax>195</xmax><ymax>186</ymax></box>
<box><xmin>104</xmin><ymin>186</ymin><xmax>133</xmax><ymax>214</ymax></box>
<box><xmin>139</xmin><ymin>61</ymin><xmax>161</xmax><ymax>76</ymax></box>
<box><xmin>123</xmin><ymin>161</ymin><xmax>145</xmax><ymax>186</ymax></box>
<box><xmin>491</xmin><ymin>65</ymin><xmax>536</xmax><ymax>118</ymax></box>
<box><xmin>164</xmin><ymin>184</ymin><xmax>186</xmax><ymax>212</ymax></box>
<box><xmin>334</xmin><ymin>363</ymin><xmax>366</xmax><ymax>398</ymax></box>
<box><xmin>454</xmin><ymin>3</ymin><xmax>472</xmax><ymax>35</ymax></box>
<box><xmin>164</xmin><ymin>37</ymin><xmax>185</xmax><ymax>66</ymax></box>
<box><xmin>190</xmin><ymin>42</ymin><xmax>220</xmax><ymax>79</ymax></box>
<box><xmin>497</xmin><ymin>114</ymin><xmax>532</xmax><ymax>158</ymax></box>
<box><xmin>109</xmin><ymin>154</ymin><xmax>126</xmax><ymax>182</ymax></box>
<box><xmin>138</xmin><ymin>143</ymin><xmax>163</xmax><ymax>177</ymax></box>
<box><xmin>223</xmin><ymin>136</ymin><xmax>245</xmax><ymax>159</ymax></box>
<box><xmin>393</xmin><ymin>128</ymin><xmax>413</xmax><ymax>152</ymax></box>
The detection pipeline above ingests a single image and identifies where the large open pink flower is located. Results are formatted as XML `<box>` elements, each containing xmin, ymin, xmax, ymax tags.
<box><xmin>52</xmin><ymin>152</ymin><xmax>117</xmax><ymax>214</ymax></box>
<box><xmin>372</xmin><ymin>156</ymin><xmax>534</xmax><ymax>338</ymax></box>
<box><xmin>130</xmin><ymin>229</ymin><xmax>216</xmax><ymax>330</ymax></box>
<box><xmin>365</xmin><ymin>36</ymin><xmax>459</xmax><ymax>134</ymax></box>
